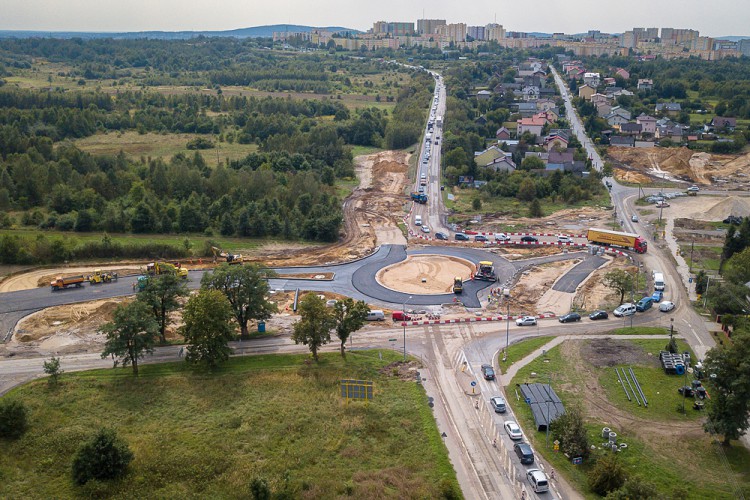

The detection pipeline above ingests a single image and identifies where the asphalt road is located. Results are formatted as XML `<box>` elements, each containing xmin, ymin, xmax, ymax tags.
<box><xmin>552</xmin><ymin>255</ymin><xmax>607</xmax><ymax>292</ymax></box>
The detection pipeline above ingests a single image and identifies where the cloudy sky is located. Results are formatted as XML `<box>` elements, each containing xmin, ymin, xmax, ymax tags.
<box><xmin>1</xmin><ymin>0</ymin><xmax>748</xmax><ymax>37</ymax></box>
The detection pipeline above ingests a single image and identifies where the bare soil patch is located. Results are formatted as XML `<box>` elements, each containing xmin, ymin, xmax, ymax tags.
<box><xmin>376</xmin><ymin>255</ymin><xmax>474</xmax><ymax>295</ymax></box>
<box><xmin>574</xmin><ymin>257</ymin><xmax>634</xmax><ymax>311</ymax></box>
<box><xmin>506</xmin><ymin>260</ymin><xmax>579</xmax><ymax>314</ymax></box>
<box><xmin>581</xmin><ymin>338</ymin><xmax>660</xmax><ymax>368</ymax></box>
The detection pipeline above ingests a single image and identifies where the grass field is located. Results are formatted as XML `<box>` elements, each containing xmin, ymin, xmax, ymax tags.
<box><xmin>74</xmin><ymin>132</ymin><xmax>259</xmax><ymax>168</ymax></box>
<box><xmin>609</xmin><ymin>326</ymin><xmax>671</xmax><ymax>336</ymax></box>
<box><xmin>444</xmin><ymin>189</ymin><xmax>611</xmax><ymax>220</ymax></box>
<box><xmin>679</xmin><ymin>244</ymin><xmax>723</xmax><ymax>272</ymax></box>
<box><xmin>507</xmin><ymin>340</ymin><xmax>750</xmax><ymax>499</ymax></box>
<box><xmin>0</xmin><ymin>350</ymin><xmax>460</xmax><ymax>499</ymax></box>
<box><xmin>498</xmin><ymin>335</ymin><xmax>554</xmax><ymax>372</ymax></box>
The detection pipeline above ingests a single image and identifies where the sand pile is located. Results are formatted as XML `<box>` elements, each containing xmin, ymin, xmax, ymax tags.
<box><xmin>704</xmin><ymin>196</ymin><xmax>750</xmax><ymax>219</ymax></box>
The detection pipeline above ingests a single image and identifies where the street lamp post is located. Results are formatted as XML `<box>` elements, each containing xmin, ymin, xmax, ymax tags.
<box><xmin>403</xmin><ymin>295</ymin><xmax>412</xmax><ymax>361</ymax></box>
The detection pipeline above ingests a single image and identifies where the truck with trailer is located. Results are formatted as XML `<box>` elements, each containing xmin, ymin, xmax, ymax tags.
<box><xmin>410</xmin><ymin>192</ymin><xmax>428</xmax><ymax>204</ymax></box>
<box><xmin>474</xmin><ymin>261</ymin><xmax>498</xmax><ymax>282</ymax></box>
<box><xmin>587</xmin><ymin>228</ymin><xmax>648</xmax><ymax>253</ymax></box>
<box><xmin>50</xmin><ymin>275</ymin><xmax>85</xmax><ymax>291</ymax></box>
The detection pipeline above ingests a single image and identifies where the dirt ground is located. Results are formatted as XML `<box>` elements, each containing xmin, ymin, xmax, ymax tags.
<box><xmin>0</xmin><ymin>265</ymin><xmax>142</xmax><ymax>293</ymax></box>
<box><xmin>479</xmin><ymin>206</ymin><xmax>612</xmax><ymax>234</ymax></box>
<box><xmin>608</xmin><ymin>146</ymin><xmax>750</xmax><ymax>189</ymax></box>
<box><xmin>573</xmin><ymin>257</ymin><xmax>635</xmax><ymax>312</ymax></box>
<box><xmin>376</xmin><ymin>255</ymin><xmax>474</xmax><ymax>295</ymax></box>
<box><xmin>487</xmin><ymin>260</ymin><xmax>580</xmax><ymax>315</ymax></box>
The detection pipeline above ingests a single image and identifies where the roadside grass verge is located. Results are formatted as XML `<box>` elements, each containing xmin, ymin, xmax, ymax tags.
<box><xmin>498</xmin><ymin>335</ymin><xmax>554</xmax><ymax>372</ymax></box>
<box><xmin>679</xmin><ymin>244</ymin><xmax>723</xmax><ymax>272</ymax></box>
<box><xmin>445</xmin><ymin>190</ymin><xmax>611</xmax><ymax>220</ymax></box>
<box><xmin>0</xmin><ymin>350</ymin><xmax>460</xmax><ymax>499</ymax></box>
<box><xmin>609</xmin><ymin>326</ymin><xmax>670</xmax><ymax>335</ymax></box>
<box><xmin>507</xmin><ymin>339</ymin><xmax>750</xmax><ymax>499</ymax></box>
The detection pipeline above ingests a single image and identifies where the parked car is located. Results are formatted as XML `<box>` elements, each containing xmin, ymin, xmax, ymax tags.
<box><xmin>520</xmin><ymin>236</ymin><xmax>538</xmax><ymax>243</ymax></box>
<box><xmin>559</xmin><ymin>312</ymin><xmax>581</xmax><ymax>323</ymax></box>
<box><xmin>723</xmin><ymin>215</ymin><xmax>743</xmax><ymax>225</ymax></box>
<box><xmin>494</xmin><ymin>233</ymin><xmax>510</xmax><ymax>241</ymax></box>
<box><xmin>435</xmin><ymin>232</ymin><xmax>448</xmax><ymax>240</ymax></box>
<box><xmin>514</xmin><ymin>442</ymin><xmax>535</xmax><ymax>465</ymax></box>
<box><xmin>421</xmin><ymin>225</ymin><xmax>431</xmax><ymax>233</ymax></box>
<box><xmin>614</xmin><ymin>303</ymin><xmax>636</xmax><ymax>317</ymax></box>
<box><xmin>490</xmin><ymin>396</ymin><xmax>506</xmax><ymax>413</ymax></box>
<box><xmin>557</xmin><ymin>235</ymin><xmax>572</xmax><ymax>243</ymax></box>
<box><xmin>687</xmin><ymin>185</ymin><xmax>700</xmax><ymax>193</ymax></box>
<box><xmin>636</xmin><ymin>297</ymin><xmax>654</xmax><ymax>312</ymax></box>
<box><xmin>631</xmin><ymin>214</ymin><xmax>639</xmax><ymax>222</ymax></box>
<box><xmin>516</xmin><ymin>316</ymin><xmax>537</xmax><ymax>326</ymax></box>
<box><xmin>589</xmin><ymin>310</ymin><xmax>609</xmax><ymax>320</ymax></box>
<box><xmin>481</xmin><ymin>364</ymin><xmax>495</xmax><ymax>380</ymax></box>
<box><xmin>526</xmin><ymin>469</ymin><xmax>549</xmax><ymax>493</ymax></box>
<box><xmin>455</xmin><ymin>233</ymin><xmax>469</xmax><ymax>241</ymax></box>
<box><xmin>475</xmin><ymin>234</ymin><xmax>488</xmax><ymax>242</ymax></box>
<box><xmin>504</xmin><ymin>421</ymin><xmax>523</xmax><ymax>440</ymax></box>
<box><xmin>659</xmin><ymin>301</ymin><xmax>675</xmax><ymax>312</ymax></box>
<box><xmin>656</xmin><ymin>202</ymin><xmax>670</xmax><ymax>208</ymax></box>
<box><xmin>366</xmin><ymin>310</ymin><xmax>385</xmax><ymax>321</ymax></box>
<box><xmin>651</xmin><ymin>291</ymin><xmax>663</xmax><ymax>302</ymax></box>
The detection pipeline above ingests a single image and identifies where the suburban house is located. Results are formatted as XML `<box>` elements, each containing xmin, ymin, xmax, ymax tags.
<box><xmin>590</xmin><ymin>93</ymin><xmax>611</xmax><ymax>105</ymax></box>
<box><xmin>603</xmin><ymin>77</ymin><xmax>616</xmax><ymax>86</ymax></box>
<box><xmin>636</xmin><ymin>114</ymin><xmax>657</xmax><ymax>134</ymax></box>
<box><xmin>539</xmin><ymin>87</ymin><xmax>556</xmax><ymax>98</ymax></box>
<box><xmin>615</xmin><ymin>68</ymin><xmax>630</xmax><ymax>80</ymax></box>
<box><xmin>534</xmin><ymin>109</ymin><xmax>559</xmax><ymax>123</ymax></box>
<box><xmin>705</xmin><ymin>116</ymin><xmax>737</xmax><ymax>132</ymax></box>
<box><xmin>655</xmin><ymin>118</ymin><xmax>688</xmax><ymax>139</ymax></box>
<box><xmin>514</xmin><ymin>102</ymin><xmax>539</xmax><ymax>117</ymax></box>
<box><xmin>578</xmin><ymin>84</ymin><xmax>595</xmax><ymax>100</ymax></box>
<box><xmin>524</xmin><ymin>151</ymin><xmax>550</xmax><ymax>162</ymax></box>
<box><xmin>517</xmin><ymin>117</ymin><xmax>547</xmax><ymax>136</ymax></box>
<box><xmin>548</xmin><ymin>149</ymin><xmax>575</xmax><ymax>165</ymax></box>
<box><xmin>605</xmin><ymin>113</ymin><xmax>630</xmax><ymax>127</ymax></box>
<box><xmin>596</xmin><ymin>101</ymin><xmax>613</xmax><ymax>117</ymax></box>
<box><xmin>476</xmin><ymin>90</ymin><xmax>492</xmax><ymax>100</ymax></box>
<box><xmin>520</xmin><ymin>86</ymin><xmax>540</xmax><ymax>101</ymax></box>
<box><xmin>474</xmin><ymin>115</ymin><xmax>487</xmax><ymax>125</ymax></box>
<box><xmin>536</xmin><ymin>98</ymin><xmax>557</xmax><ymax>111</ymax></box>
<box><xmin>655</xmin><ymin>102</ymin><xmax>682</xmax><ymax>116</ymax></box>
<box><xmin>610</xmin><ymin>136</ymin><xmax>635</xmax><ymax>147</ymax></box>
<box><xmin>496</xmin><ymin>127</ymin><xmax>512</xmax><ymax>140</ymax></box>
<box><xmin>485</xmin><ymin>155</ymin><xmax>517</xmax><ymax>173</ymax></box>
<box><xmin>637</xmin><ymin>79</ymin><xmax>654</xmax><ymax>90</ymax></box>
<box><xmin>583</xmin><ymin>72</ymin><xmax>601</xmax><ymax>87</ymax></box>
<box><xmin>474</xmin><ymin>146</ymin><xmax>505</xmax><ymax>167</ymax></box>
<box><xmin>609</xmin><ymin>106</ymin><xmax>632</xmax><ymax>121</ymax></box>
<box><xmin>620</xmin><ymin>122</ymin><xmax>643</xmax><ymax>135</ymax></box>
<box><xmin>609</xmin><ymin>88</ymin><xmax>634</xmax><ymax>98</ymax></box>
<box><xmin>545</xmin><ymin>135</ymin><xmax>569</xmax><ymax>151</ymax></box>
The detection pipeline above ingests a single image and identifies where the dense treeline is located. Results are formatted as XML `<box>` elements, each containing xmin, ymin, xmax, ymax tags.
<box><xmin>384</xmin><ymin>71</ymin><xmax>434</xmax><ymax>149</ymax></box>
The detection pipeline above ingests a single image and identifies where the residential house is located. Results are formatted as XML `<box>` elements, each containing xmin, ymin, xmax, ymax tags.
<box><xmin>615</xmin><ymin>68</ymin><xmax>630</xmax><ymax>80</ymax></box>
<box><xmin>517</xmin><ymin>117</ymin><xmax>547</xmax><ymax>136</ymax></box>
<box><xmin>493</xmin><ymin>82</ymin><xmax>521</xmax><ymax>95</ymax></box>
<box><xmin>610</xmin><ymin>88</ymin><xmax>634</xmax><ymax>98</ymax></box>
<box><xmin>655</xmin><ymin>119</ymin><xmax>687</xmax><ymax>140</ymax></box>
<box><xmin>636</xmin><ymin>114</ymin><xmax>657</xmax><ymax>134</ymax></box>
<box><xmin>545</xmin><ymin>134</ymin><xmax>569</xmax><ymax>151</ymax></box>
<box><xmin>474</xmin><ymin>146</ymin><xmax>505</xmax><ymax>167</ymax></box>
<box><xmin>514</xmin><ymin>102</ymin><xmax>539</xmax><ymax>117</ymax></box>
<box><xmin>476</xmin><ymin>90</ymin><xmax>492</xmax><ymax>100</ymax></box>
<box><xmin>536</xmin><ymin>98</ymin><xmax>557</xmax><ymax>111</ymax></box>
<box><xmin>520</xmin><ymin>86</ymin><xmax>540</xmax><ymax>101</ymax></box>
<box><xmin>524</xmin><ymin>151</ymin><xmax>550</xmax><ymax>161</ymax></box>
<box><xmin>590</xmin><ymin>93</ymin><xmax>611</xmax><ymax>106</ymax></box>
<box><xmin>474</xmin><ymin>115</ymin><xmax>487</xmax><ymax>126</ymax></box>
<box><xmin>548</xmin><ymin>149</ymin><xmax>575</xmax><ymax>165</ymax></box>
<box><xmin>605</xmin><ymin>113</ymin><xmax>630</xmax><ymax>127</ymax></box>
<box><xmin>496</xmin><ymin>127</ymin><xmax>512</xmax><ymax>140</ymax></box>
<box><xmin>539</xmin><ymin>87</ymin><xmax>556</xmax><ymax>98</ymax></box>
<box><xmin>620</xmin><ymin>122</ymin><xmax>643</xmax><ymax>135</ymax></box>
<box><xmin>610</xmin><ymin>136</ymin><xmax>635</xmax><ymax>147</ymax></box>
<box><xmin>534</xmin><ymin>109</ymin><xmax>559</xmax><ymax>123</ymax></box>
<box><xmin>583</xmin><ymin>72</ymin><xmax>601</xmax><ymax>87</ymax></box>
<box><xmin>603</xmin><ymin>77</ymin><xmax>616</xmax><ymax>86</ymax></box>
<box><xmin>609</xmin><ymin>106</ymin><xmax>632</xmax><ymax>121</ymax></box>
<box><xmin>485</xmin><ymin>155</ymin><xmax>516</xmax><ymax>173</ymax></box>
<box><xmin>655</xmin><ymin>102</ymin><xmax>682</xmax><ymax>116</ymax></box>
<box><xmin>596</xmin><ymin>101</ymin><xmax>613</xmax><ymax>117</ymax></box>
<box><xmin>637</xmin><ymin>79</ymin><xmax>654</xmax><ymax>90</ymax></box>
<box><xmin>578</xmin><ymin>84</ymin><xmax>595</xmax><ymax>100</ymax></box>
<box><xmin>705</xmin><ymin>116</ymin><xmax>737</xmax><ymax>132</ymax></box>
<box><xmin>603</xmin><ymin>86</ymin><xmax>623</xmax><ymax>97</ymax></box>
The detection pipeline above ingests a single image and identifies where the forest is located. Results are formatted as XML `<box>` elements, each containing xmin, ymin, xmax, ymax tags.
<box><xmin>0</xmin><ymin>37</ymin><xmax>433</xmax><ymax>264</ymax></box>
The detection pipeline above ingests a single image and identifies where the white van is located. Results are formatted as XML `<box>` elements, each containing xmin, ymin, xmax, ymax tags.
<box><xmin>415</xmin><ymin>215</ymin><xmax>422</xmax><ymax>226</ymax></box>
<box><xmin>653</xmin><ymin>272</ymin><xmax>665</xmax><ymax>291</ymax></box>
<box><xmin>614</xmin><ymin>303</ymin><xmax>636</xmax><ymax>317</ymax></box>
<box><xmin>526</xmin><ymin>469</ymin><xmax>549</xmax><ymax>493</ymax></box>
<box><xmin>366</xmin><ymin>310</ymin><xmax>385</xmax><ymax>321</ymax></box>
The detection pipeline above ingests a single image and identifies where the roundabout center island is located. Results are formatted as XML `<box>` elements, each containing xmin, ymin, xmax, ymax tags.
<box><xmin>375</xmin><ymin>254</ymin><xmax>475</xmax><ymax>295</ymax></box>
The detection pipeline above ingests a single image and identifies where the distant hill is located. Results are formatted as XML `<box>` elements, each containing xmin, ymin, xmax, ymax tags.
<box><xmin>0</xmin><ymin>24</ymin><xmax>359</xmax><ymax>40</ymax></box>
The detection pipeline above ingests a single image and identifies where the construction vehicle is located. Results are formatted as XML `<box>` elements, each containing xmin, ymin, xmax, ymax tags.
<box><xmin>146</xmin><ymin>261</ymin><xmax>188</xmax><ymax>279</ymax></box>
<box><xmin>587</xmin><ymin>228</ymin><xmax>648</xmax><ymax>253</ymax></box>
<box><xmin>410</xmin><ymin>192</ymin><xmax>428</xmax><ymax>204</ymax></box>
<box><xmin>133</xmin><ymin>275</ymin><xmax>149</xmax><ymax>291</ymax></box>
<box><xmin>87</xmin><ymin>269</ymin><xmax>118</xmax><ymax>284</ymax></box>
<box><xmin>453</xmin><ymin>276</ymin><xmax>463</xmax><ymax>294</ymax></box>
<box><xmin>211</xmin><ymin>246</ymin><xmax>243</xmax><ymax>265</ymax></box>
<box><xmin>50</xmin><ymin>275</ymin><xmax>85</xmax><ymax>291</ymax></box>
<box><xmin>474</xmin><ymin>261</ymin><xmax>498</xmax><ymax>282</ymax></box>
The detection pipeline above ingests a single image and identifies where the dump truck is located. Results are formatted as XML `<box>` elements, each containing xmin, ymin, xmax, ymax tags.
<box><xmin>50</xmin><ymin>275</ymin><xmax>85</xmax><ymax>291</ymax></box>
<box><xmin>87</xmin><ymin>269</ymin><xmax>118</xmax><ymax>284</ymax></box>
<box><xmin>453</xmin><ymin>276</ymin><xmax>463</xmax><ymax>294</ymax></box>
<box><xmin>410</xmin><ymin>192</ymin><xmax>428</xmax><ymax>204</ymax></box>
<box><xmin>211</xmin><ymin>246</ymin><xmax>243</xmax><ymax>265</ymax></box>
<box><xmin>146</xmin><ymin>262</ymin><xmax>189</xmax><ymax>279</ymax></box>
<box><xmin>587</xmin><ymin>228</ymin><xmax>648</xmax><ymax>253</ymax></box>
<box><xmin>474</xmin><ymin>261</ymin><xmax>497</xmax><ymax>282</ymax></box>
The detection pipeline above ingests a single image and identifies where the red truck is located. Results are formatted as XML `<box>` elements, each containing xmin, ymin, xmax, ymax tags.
<box><xmin>587</xmin><ymin>228</ymin><xmax>648</xmax><ymax>253</ymax></box>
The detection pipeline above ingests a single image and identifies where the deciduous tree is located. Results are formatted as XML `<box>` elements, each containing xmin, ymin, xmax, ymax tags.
<box><xmin>332</xmin><ymin>298</ymin><xmax>370</xmax><ymax>358</ymax></box>
<box><xmin>181</xmin><ymin>289</ymin><xmax>235</xmax><ymax>368</ymax></box>
<box><xmin>588</xmin><ymin>454</ymin><xmax>627</xmax><ymax>496</ymax></box>
<box><xmin>137</xmin><ymin>272</ymin><xmax>189</xmax><ymax>343</ymax></box>
<box><xmin>550</xmin><ymin>405</ymin><xmax>589</xmax><ymax>459</ymax></box>
<box><xmin>100</xmin><ymin>301</ymin><xmax>159</xmax><ymax>376</ymax></box>
<box><xmin>43</xmin><ymin>356</ymin><xmax>63</xmax><ymax>387</ymax></box>
<box><xmin>292</xmin><ymin>294</ymin><xmax>334</xmax><ymax>361</ymax></box>
<box><xmin>603</xmin><ymin>269</ymin><xmax>634</xmax><ymax>305</ymax></box>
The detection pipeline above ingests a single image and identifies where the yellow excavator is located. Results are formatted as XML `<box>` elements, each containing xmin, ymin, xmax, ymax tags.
<box><xmin>211</xmin><ymin>246</ymin><xmax>243</xmax><ymax>265</ymax></box>
<box><xmin>87</xmin><ymin>269</ymin><xmax>118</xmax><ymax>284</ymax></box>
<box><xmin>145</xmin><ymin>261</ymin><xmax>188</xmax><ymax>279</ymax></box>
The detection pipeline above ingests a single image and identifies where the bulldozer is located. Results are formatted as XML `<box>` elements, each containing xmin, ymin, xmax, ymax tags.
<box><xmin>474</xmin><ymin>261</ymin><xmax>497</xmax><ymax>282</ymax></box>
<box><xmin>452</xmin><ymin>276</ymin><xmax>463</xmax><ymax>294</ymax></box>
<box><xmin>211</xmin><ymin>246</ymin><xmax>243</xmax><ymax>265</ymax></box>
<box><xmin>87</xmin><ymin>269</ymin><xmax>118</xmax><ymax>284</ymax></box>
<box><xmin>146</xmin><ymin>261</ymin><xmax>188</xmax><ymax>279</ymax></box>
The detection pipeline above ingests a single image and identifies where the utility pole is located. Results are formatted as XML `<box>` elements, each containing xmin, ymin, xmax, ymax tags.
<box><xmin>403</xmin><ymin>295</ymin><xmax>412</xmax><ymax>361</ymax></box>
<box><xmin>689</xmin><ymin>241</ymin><xmax>695</xmax><ymax>273</ymax></box>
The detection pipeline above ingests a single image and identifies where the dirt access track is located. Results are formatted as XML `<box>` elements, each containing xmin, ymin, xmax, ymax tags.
<box><xmin>254</xmin><ymin>151</ymin><xmax>409</xmax><ymax>267</ymax></box>
<box><xmin>608</xmin><ymin>146</ymin><xmax>750</xmax><ymax>188</ymax></box>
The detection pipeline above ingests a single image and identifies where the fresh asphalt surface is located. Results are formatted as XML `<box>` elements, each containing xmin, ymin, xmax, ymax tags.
<box><xmin>551</xmin><ymin>254</ymin><xmax>607</xmax><ymax>292</ymax></box>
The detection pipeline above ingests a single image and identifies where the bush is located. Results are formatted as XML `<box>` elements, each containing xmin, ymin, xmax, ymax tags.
<box><xmin>249</xmin><ymin>477</ymin><xmax>271</xmax><ymax>500</ymax></box>
<box><xmin>71</xmin><ymin>428</ymin><xmax>134</xmax><ymax>485</ymax></box>
<box><xmin>0</xmin><ymin>399</ymin><xmax>28</xmax><ymax>439</ymax></box>
<box><xmin>588</xmin><ymin>453</ymin><xmax>627</xmax><ymax>496</ymax></box>
<box><xmin>186</xmin><ymin>137</ymin><xmax>215</xmax><ymax>150</ymax></box>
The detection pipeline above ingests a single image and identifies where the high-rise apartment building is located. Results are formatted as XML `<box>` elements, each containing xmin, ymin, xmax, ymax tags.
<box><xmin>417</xmin><ymin>19</ymin><xmax>446</xmax><ymax>36</ymax></box>
<box><xmin>486</xmin><ymin>23</ymin><xmax>506</xmax><ymax>41</ymax></box>
<box><xmin>436</xmin><ymin>23</ymin><xmax>467</xmax><ymax>43</ymax></box>
<box><xmin>371</xmin><ymin>21</ymin><xmax>414</xmax><ymax>36</ymax></box>
<box><xmin>467</xmin><ymin>26</ymin><xmax>486</xmax><ymax>41</ymax></box>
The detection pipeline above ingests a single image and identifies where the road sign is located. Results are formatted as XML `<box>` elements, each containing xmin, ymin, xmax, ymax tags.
<box><xmin>689</xmin><ymin>277</ymin><xmax>693</xmax><ymax>283</ymax></box>
<box><xmin>554</xmin><ymin>444</ymin><xmax>559</xmax><ymax>451</ymax></box>
<box><xmin>572</xmin><ymin>456</ymin><xmax>583</xmax><ymax>465</ymax></box>
<box><xmin>470</xmin><ymin>381</ymin><xmax>477</xmax><ymax>387</ymax></box>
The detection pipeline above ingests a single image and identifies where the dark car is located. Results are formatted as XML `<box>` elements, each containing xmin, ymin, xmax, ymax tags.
<box><xmin>481</xmin><ymin>364</ymin><xmax>495</xmax><ymax>380</ymax></box>
<box><xmin>723</xmin><ymin>215</ymin><xmax>743</xmax><ymax>225</ymax></box>
<box><xmin>589</xmin><ymin>310</ymin><xmax>609</xmax><ymax>320</ymax></box>
<box><xmin>435</xmin><ymin>232</ymin><xmax>448</xmax><ymax>240</ymax></box>
<box><xmin>636</xmin><ymin>297</ymin><xmax>654</xmax><ymax>312</ymax></box>
<box><xmin>475</xmin><ymin>235</ymin><xmax>488</xmax><ymax>242</ymax></box>
<box><xmin>514</xmin><ymin>442</ymin><xmax>535</xmax><ymax>465</ymax></box>
<box><xmin>559</xmin><ymin>312</ymin><xmax>581</xmax><ymax>323</ymax></box>
<box><xmin>455</xmin><ymin>233</ymin><xmax>469</xmax><ymax>241</ymax></box>
<box><xmin>520</xmin><ymin>236</ymin><xmax>538</xmax><ymax>243</ymax></box>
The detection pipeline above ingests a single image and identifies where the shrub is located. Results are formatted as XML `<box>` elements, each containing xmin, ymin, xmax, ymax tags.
<box><xmin>249</xmin><ymin>477</ymin><xmax>271</xmax><ymax>500</ymax></box>
<box><xmin>0</xmin><ymin>399</ymin><xmax>28</xmax><ymax>439</ymax></box>
<box><xmin>71</xmin><ymin>428</ymin><xmax>133</xmax><ymax>485</ymax></box>
<box><xmin>588</xmin><ymin>453</ymin><xmax>627</xmax><ymax>496</ymax></box>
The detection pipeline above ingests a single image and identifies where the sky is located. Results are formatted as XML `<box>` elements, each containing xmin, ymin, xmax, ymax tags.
<box><xmin>1</xmin><ymin>0</ymin><xmax>749</xmax><ymax>37</ymax></box>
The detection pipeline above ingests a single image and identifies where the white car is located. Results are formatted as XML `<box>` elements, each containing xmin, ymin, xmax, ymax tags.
<box><xmin>659</xmin><ymin>301</ymin><xmax>675</xmax><ymax>312</ymax></box>
<box><xmin>557</xmin><ymin>235</ymin><xmax>571</xmax><ymax>243</ymax></box>
<box><xmin>421</xmin><ymin>225</ymin><xmax>431</xmax><ymax>234</ymax></box>
<box><xmin>494</xmin><ymin>233</ymin><xmax>510</xmax><ymax>241</ymax></box>
<box><xmin>504</xmin><ymin>420</ymin><xmax>523</xmax><ymax>440</ymax></box>
<box><xmin>687</xmin><ymin>186</ymin><xmax>700</xmax><ymax>193</ymax></box>
<box><xmin>516</xmin><ymin>316</ymin><xmax>537</xmax><ymax>326</ymax></box>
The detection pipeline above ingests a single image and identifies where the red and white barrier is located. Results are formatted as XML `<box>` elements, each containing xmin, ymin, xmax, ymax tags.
<box><xmin>400</xmin><ymin>312</ymin><xmax>556</xmax><ymax>326</ymax></box>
